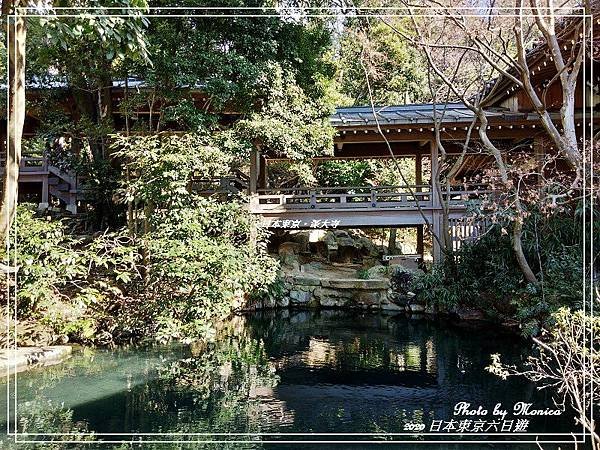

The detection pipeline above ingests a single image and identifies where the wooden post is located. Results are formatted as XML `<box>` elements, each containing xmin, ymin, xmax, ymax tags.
<box><xmin>415</xmin><ymin>153</ymin><xmax>422</xmax><ymax>192</ymax></box>
<box><xmin>40</xmin><ymin>175</ymin><xmax>49</xmax><ymax>209</ymax></box>
<box><xmin>66</xmin><ymin>194</ymin><xmax>77</xmax><ymax>214</ymax></box>
<box><xmin>416</xmin><ymin>225</ymin><xmax>424</xmax><ymax>256</ymax></box>
<box><xmin>259</xmin><ymin>155</ymin><xmax>268</xmax><ymax>189</ymax></box>
<box><xmin>429</xmin><ymin>141</ymin><xmax>440</xmax><ymax>208</ymax></box>
<box><xmin>249</xmin><ymin>147</ymin><xmax>259</xmax><ymax>194</ymax></box>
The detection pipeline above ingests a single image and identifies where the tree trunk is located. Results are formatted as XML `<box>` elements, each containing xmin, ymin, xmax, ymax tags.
<box><xmin>388</xmin><ymin>228</ymin><xmax>397</xmax><ymax>254</ymax></box>
<box><xmin>0</xmin><ymin>7</ymin><xmax>26</xmax><ymax>241</ymax></box>
<box><xmin>512</xmin><ymin>218</ymin><xmax>538</xmax><ymax>284</ymax></box>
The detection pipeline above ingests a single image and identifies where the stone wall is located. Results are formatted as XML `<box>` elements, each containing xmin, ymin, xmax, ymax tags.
<box><xmin>0</xmin><ymin>345</ymin><xmax>72</xmax><ymax>373</ymax></box>
<box><xmin>257</xmin><ymin>274</ymin><xmax>405</xmax><ymax>311</ymax></box>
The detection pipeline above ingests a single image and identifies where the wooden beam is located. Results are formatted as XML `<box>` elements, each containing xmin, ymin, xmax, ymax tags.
<box><xmin>429</xmin><ymin>141</ymin><xmax>440</xmax><ymax>208</ymax></box>
<box><xmin>249</xmin><ymin>147</ymin><xmax>259</xmax><ymax>194</ymax></box>
<box><xmin>335</xmin><ymin>126</ymin><xmax>550</xmax><ymax>144</ymax></box>
<box><xmin>416</xmin><ymin>225</ymin><xmax>424</xmax><ymax>256</ymax></box>
<box><xmin>258</xmin><ymin>154</ymin><xmax>267</xmax><ymax>189</ymax></box>
<box><xmin>415</xmin><ymin>154</ymin><xmax>422</xmax><ymax>193</ymax></box>
<box><xmin>40</xmin><ymin>175</ymin><xmax>48</xmax><ymax>208</ymax></box>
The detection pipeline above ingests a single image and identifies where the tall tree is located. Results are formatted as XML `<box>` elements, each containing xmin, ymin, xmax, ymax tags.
<box><xmin>335</xmin><ymin>17</ymin><xmax>428</xmax><ymax>106</ymax></box>
<box><xmin>0</xmin><ymin>0</ymin><xmax>26</xmax><ymax>244</ymax></box>
<box><xmin>386</xmin><ymin>1</ymin><xmax>591</xmax><ymax>284</ymax></box>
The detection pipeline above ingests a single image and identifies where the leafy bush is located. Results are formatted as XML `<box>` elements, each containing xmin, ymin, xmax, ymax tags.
<box><xmin>9</xmin><ymin>200</ymin><xmax>277</xmax><ymax>346</ymax></box>
<box><xmin>412</xmin><ymin>206</ymin><xmax>592</xmax><ymax>336</ymax></box>
<box><xmin>3</xmin><ymin>206</ymin><xmax>140</xmax><ymax>345</ymax></box>
<box><xmin>143</xmin><ymin>200</ymin><xmax>278</xmax><ymax>343</ymax></box>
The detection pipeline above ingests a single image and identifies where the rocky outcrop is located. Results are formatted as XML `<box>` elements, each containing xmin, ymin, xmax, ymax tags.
<box><xmin>278</xmin><ymin>241</ymin><xmax>301</xmax><ymax>270</ymax></box>
<box><xmin>454</xmin><ymin>306</ymin><xmax>486</xmax><ymax>321</ymax></box>
<box><xmin>273</xmin><ymin>230</ymin><xmax>385</xmax><ymax>265</ymax></box>
<box><xmin>255</xmin><ymin>233</ymin><xmax>433</xmax><ymax>313</ymax></box>
<box><xmin>276</xmin><ymin>274</ymin><xmax>405</xmax><ymax>310</ymax></box>
<box><xmin>0</xmin><ymin>346</ymin><xmax>72</xmax><ymax>373</ymax></box>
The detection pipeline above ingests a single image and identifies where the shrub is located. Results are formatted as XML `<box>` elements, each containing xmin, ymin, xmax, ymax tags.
<box><xmin>8</xmin><ymin>201</ymin><xmax>278</xmax><ymax>346</ymax></box>
<box><xmin>411</xmin><ymin>206</ymin><xmax>591</xmax><ymax>337</ymax></box>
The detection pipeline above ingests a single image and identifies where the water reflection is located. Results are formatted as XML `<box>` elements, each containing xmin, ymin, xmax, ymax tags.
<box><xmin>0</xmin><ymin>310</ymin><xmax>577</xmax><ymax>448</ymax></box>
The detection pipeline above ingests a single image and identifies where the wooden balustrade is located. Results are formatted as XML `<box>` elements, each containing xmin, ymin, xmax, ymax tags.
<box><xmin>20</xmin><ymin>156</ymin><xmax>48</xmax><ymax>173</ymax></box>
<box><xmin>0</xmin><ymin>156</ymin><xmax>49</xmax><ymax>174</ymax></box>
<box><xmin>253</xmin><ymin>184</ymin><xmax>491</xmax><ymax>212</ymax></box>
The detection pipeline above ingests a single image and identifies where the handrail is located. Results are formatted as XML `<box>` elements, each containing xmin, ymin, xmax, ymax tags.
<box><xmin>257</xmin><ymin>183</ymin><xmax>491</xmax><ymax>194</ymax></box>
<box><xmin>257</xmin><ymin>184</ymin><xmax>430</xmax><ymax>194</ymax></box>
<box><xmin>19</xmin><ymin>156</ymin><xmax>48</xmax><ymax>172</ymax></box>
<box><xmin>252</xmin><ymin>184</ymin><xmax>493</xmax><ymax>212</ymax></box>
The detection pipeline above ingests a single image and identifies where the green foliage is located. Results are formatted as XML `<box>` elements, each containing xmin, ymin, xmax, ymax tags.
<box><xmin>356</xmin><ymin>268</ymin><xmax>371</xmax><ymax>279</ymax></box>
<box><xmin>7</xmin><ymin>205</ymin><xmax>143</xmax><ymax>345</ymax></box>
<box><xmin>335</xmin><ymin>20</ymin><xmax>428</xmax><ymax>106</ymax></box>
<box><xmin>111</xmin><ymin>133</ymin><xmax>234</xmax><ymax>207</ymax></box>
<box><xmin>13</xmin><ymin>133</ymin><xmax>279</xmax><ymax>345</ymax></box>
<box><xmin>313</xmin><ymin>158</ymin><xmax>415</xmax><ymax>188</ymax></box>
<box><xmin>0</xmin><ymin>400</ymin><xmax>94</xmax><ymax>449</ymax></box>
<box><xmin>11</xmin><ymin>199</ymin><xmax>277</xmax><ymax>345</ymax></box>
<box><xmin>144</xmin><ymin>202</ymin><xmax>278</xmax><ymax>343</ymax></box>
<box><xmin>412</xmin><ymin>206</ymin><xmax>591</xmax><ymax>336</ymax></box>
<box><xmin>235</xmin><ymin>63</ymin><xmax>335</xmax><ymax>160</ymax></box>
<box><xmin>315</xmin><ymin>160</ymin><xmax>374</xmax><ymax>187</ymax></box>
<box><xmin>104</xmin><ymin>1</ymin><xmax>336</xmax><ymax>134</ymax></box>
<box><xmin>36</xmin><ymin>0</ymin><xmax>150</xmax><ymax>64</ymax></box>
<box><xmin>267</xmin><ymin>157</ymin><xmax>416</xmax><ymax>190</ymax></box>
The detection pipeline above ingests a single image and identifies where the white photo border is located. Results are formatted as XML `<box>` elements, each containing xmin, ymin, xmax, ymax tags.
<box><xmin>5</xmin><ymin>5</ymin><xmax>595</xmax><ymax>445</ymax></box>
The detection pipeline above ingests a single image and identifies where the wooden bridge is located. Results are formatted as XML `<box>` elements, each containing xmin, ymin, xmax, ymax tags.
<box><xmin>249</xmin><ymin>183</ymin><xmax>492</xmax><ymax>260</ymax></box>
<box><xmin>250</xmin><ymin>184</ymin><xmax>489</xmax><ymax>228</ymax></box>
<box><xmin>8</xmin><ymin>99</ymin><xmax>595</xmax><ymax>262</ymax></box>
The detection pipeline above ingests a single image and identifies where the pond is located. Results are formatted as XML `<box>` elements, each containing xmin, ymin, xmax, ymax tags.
<box><xmin>1</xmin><ymin>310</ymin><xmax>580</xmax><ymax>449</ymax></box>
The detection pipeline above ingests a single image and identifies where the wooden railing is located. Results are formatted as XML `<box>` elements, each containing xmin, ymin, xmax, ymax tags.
<box><xmin>255</xmin><ymin>185</ymin><xmax>432</xmax><ymax>210</ymax></box>
<box><xmin>441</xmin><ymin>184</ymin><xmax>494</xmax><ymax>207</ymax></box>
<box><xmin>0</xmin><ymin>156</ymin><xmax>49</xmax><ymax>174</ymax></box>
<box><xmin>253</xmin><ymin>184</ymin><xmax>492</xmax><ymax>212</ymax></box>
<box><xmin>192</xmin><ymin>175</ymin><xmax>249</xmax><ymax>195</ymax></box>
<box><xmin>20</xmin><ymin>156</ymin><xmax>48</xmax><ymax>173</ymax></box>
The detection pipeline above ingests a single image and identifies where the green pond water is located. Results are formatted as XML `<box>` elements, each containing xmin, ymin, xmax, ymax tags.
<box><xmin>0</xmin><ymin>310</ymin><xmax>583</xmax><ymax>449</ymax></box>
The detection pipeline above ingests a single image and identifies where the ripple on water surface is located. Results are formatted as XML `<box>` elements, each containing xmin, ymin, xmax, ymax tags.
<box><xmin>0</xmin><ymin>310</ymin><xmax>578</xmax><ymax>448</ymax></box>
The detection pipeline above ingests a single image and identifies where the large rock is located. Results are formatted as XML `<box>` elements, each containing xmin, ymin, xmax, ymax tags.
<box><xmin>455</xmin><ymin>307</ymin><xmax>486</xmax><ymax>321</ymax></box>
<box><xmin>323</xmin><ymin>231</ymin><xmax>338</xmax><ymax>250</ymax></box>
<box><xmin>277</xmin><ymin>296</ymin><xmax>290</xmax><ymax>308</ymax></box>
<box><xmin>356</xmin><ymin>237</ymin><xmax>380</xmax><ymax>257</ymax></box>
<box><xmin>290</xmin><ymin>275</ymin><xmax>321</xmax><ymax>286</ymax></box>
<box><xmin>381</xmin><ymin>302</ymin><xmax>404</xmax><ymax>311</ymax></box>
<box><xmin>354</xmin><ymin>290</ymin><xmax>384</xmax><ymax>306</ymax></box>
<box><xmin>336</xmin><ymin>236</ymin><xmax>356</xmax><ymax>248</ymax></box>
<box><xmin>313</xmin><ymin>287</ymin><xmax>353</xmax><ymax>300</ymax></box>
<box><xmin>301</xmin><ymin>261</ymin><xmax>325</xmax><ymax>271</ymax></box>
<box><xmin>408</xmin><ymin>303</ymin><xmax>426</xmax><ymax>313</ymax></box>
<box><xmin>289</xmin><ymin>289</ymin><xmax>312</xmax><ymax>305</ymax></box>
<box><xmin>333</xmin><ymin>230</ymin><xmax>351</xmax><ymax>239</ymax></box>
<box><xmin>0</xmin><ymin>346</ymin><xmax>72</xmax><ymax>373</ymax></box>
<box><xmin>289</xmin><ymin>231</ymin><xmax>310</xmax><ymax>253</ymax></box>
<box><xmin>321</xmin><ymin>279</ymin><xmax>390</xmax><ymax>290</ymax></box>
<box><xmin>319</xmin><ymin>295</ymin><xmax>348</xmax><ymax>307</ymax></box>
<box><xmin>278</xmin><ymin>241</ymin><xmax>301</xmax><ymax>269</ymax></box>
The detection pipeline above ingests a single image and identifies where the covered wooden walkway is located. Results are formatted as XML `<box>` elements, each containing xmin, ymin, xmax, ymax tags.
<box><xmin>251</xmin><ymin>184</ymin><xmax>489</xmax><ymax>227</ymax></box>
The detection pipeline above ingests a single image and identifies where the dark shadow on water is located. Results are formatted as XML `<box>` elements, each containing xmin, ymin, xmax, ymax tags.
<box><xmin>0</xmin><ymin>309</ymin><xmax>584</xmax><ymax>448</ymax></box>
